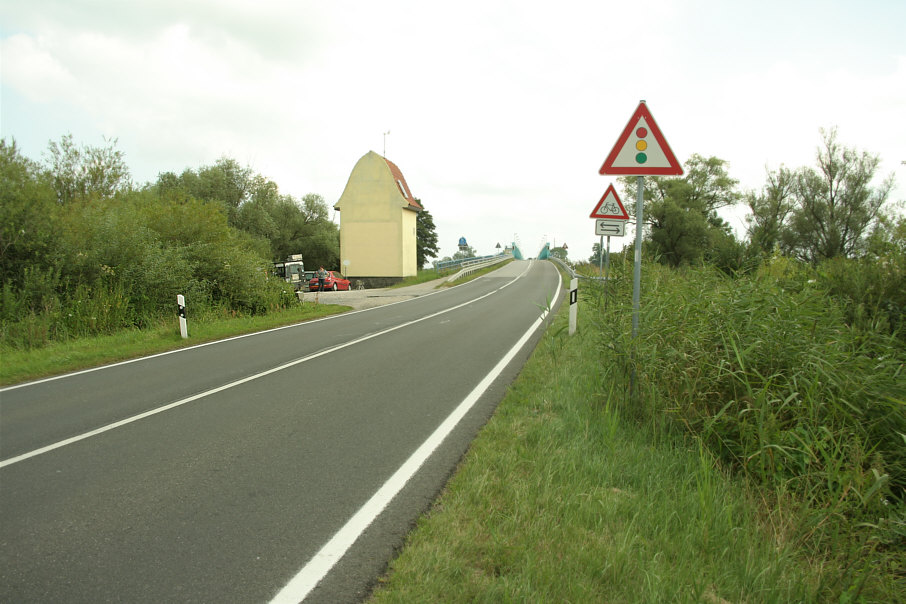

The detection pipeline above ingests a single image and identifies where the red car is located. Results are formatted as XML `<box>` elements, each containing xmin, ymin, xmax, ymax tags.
<box><xmin>308</xmin><ymin>271</ymin><xmax>350</xmax><ymax>291</ymax></box>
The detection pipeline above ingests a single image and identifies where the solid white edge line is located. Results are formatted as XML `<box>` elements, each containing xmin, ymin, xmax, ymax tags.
<box><xmin>0</xmin><ymin>264</ymin><xmax>535</xmax><ymax>469</ymax></box>
<box><xmin>0</xmin><ymin>285</ymin><xmax>450</xmax><ymax>393</ymax></box>
<box><xmin>269</xmin><ymin>263</ymin><xmax>560</xmax><ymax>604</ymax></box>
<box><xmin>1</xmin><ymin>265</ymin><xmax>524</xmax><ymax>393</ymax></box>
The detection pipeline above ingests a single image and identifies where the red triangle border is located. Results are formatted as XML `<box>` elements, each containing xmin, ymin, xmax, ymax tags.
<box><xmin>600</xmin><ymin>102</ymin><xmax>683</xmax><ymax>176</ymax></box>
<box><xmin>590</xmin><ymin>183</ymin><xmax>629</xmax><ymax>219</ymax></box>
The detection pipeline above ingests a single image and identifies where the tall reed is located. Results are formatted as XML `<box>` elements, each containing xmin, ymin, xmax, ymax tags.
<box><xmin>581</xmin><ymin>258</ymin><xmax>905</xmax><ymax>594</ymax></box>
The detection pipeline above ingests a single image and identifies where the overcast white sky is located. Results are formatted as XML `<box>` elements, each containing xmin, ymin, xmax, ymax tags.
<box><xmin>2</xmin><ymin>0</ymin><xmax>904</xmax><ymax>261</ymax></box>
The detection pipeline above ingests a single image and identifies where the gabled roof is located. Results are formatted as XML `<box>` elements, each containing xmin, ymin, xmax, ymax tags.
<box><xmin>383</xmin><ymin>156</ymin><xmax>422</xmax><ymax>211</ymax></box>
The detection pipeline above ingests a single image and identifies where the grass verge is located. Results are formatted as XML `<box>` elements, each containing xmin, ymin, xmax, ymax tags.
<box><xmin>369</xmin><ymin>267</ymin><xmax>901</xmax><ymax>602</ymax></box>
<box><xmin>387</xmin><ymin>268</ymin><xmax>456</xmax><ymax>288</ymax></box>
<box><xmin>388</xmin><ymin>260</ymin><xmax>515</xmax><ymax>290</ymax></box>
<box><xmin>0</xmin><ymin>261</ymin><xmax>510</xmax><ymax>385</ymax></box>
<box><xmin>0</xmin><ymin>302</ymin><xmax>348</xmax><ymax>386</ymax></box>
<box><xmin>442</xmin><ymin>259</ymin><xmax>516</xmax><ymax>286</ymax></box>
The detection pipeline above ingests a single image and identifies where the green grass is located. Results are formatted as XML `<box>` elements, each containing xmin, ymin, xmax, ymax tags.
<box><xmin>370</xmin><ymin>262</ymin><xmax>905</xmax><ymax>603</ymax></box>
<box><xmin>443</xmin><ymin>259</ymin><xmax>516</xmax><ymax>286</ymax></box>
<box><xmin>370</xmin><ymin>300</ymin><xmax>823</xmax><ymax>602</ymax></box>
<box><xmin>0</xmin><ymin>261</ymin><xmax>511</xmax><ymax>385</ymax></box>
<box><xmin>388</xmin><ymin>260</ymin><xmax>515</xmax><ymax>290</ymax></box>
<box><xmin>387</xmin><ymin>268</ymin><xmax>456</xmax><ymax>288</ymax></box>
<box><xmin>0</xmin><ymin>302</ymin><xmax>347</xmax><ymax>386</ymax></box>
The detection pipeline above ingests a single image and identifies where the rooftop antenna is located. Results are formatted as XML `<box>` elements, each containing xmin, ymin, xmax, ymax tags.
<box><xmin>383</xmin><ymin>130</ymin><xmax>390</xmax><ymax>157</ymax></box>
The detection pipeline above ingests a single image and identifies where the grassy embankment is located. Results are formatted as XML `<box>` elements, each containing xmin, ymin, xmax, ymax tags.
<box><xmin>388</xmin><ymin>259</ymin><xmax>515</xmax><ymax>288</ymax></box>
<box><xmin>0</xmin><ymin>265</ymin><xmax>501</xmax><ymax>386</ymax></box>
<box><xmin>368</xmin><ymin>260</ymin><xmax>904</xmax><ymax>602</ymax></box>
<box><xmin>0</xmin><ymin>303</ymin><xmax>348</xmax><ymax>386</ymax></box>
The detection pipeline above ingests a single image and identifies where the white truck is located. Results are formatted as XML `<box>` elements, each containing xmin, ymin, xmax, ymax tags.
<box><xmin>272</xmin><ymin>254</ymin><xmax>309</xmax><ymax>291</ymax></box>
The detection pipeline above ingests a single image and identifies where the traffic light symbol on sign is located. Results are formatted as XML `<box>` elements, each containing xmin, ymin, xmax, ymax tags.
<box><xmin>634</xmin><ymin>127</ymin><xmax>648</xmax><ymax>165</ymax></box>
<box><xmin>599</xmin><ymin>102</ymin><xmax>683</xmax><ymax>176</ymax></box>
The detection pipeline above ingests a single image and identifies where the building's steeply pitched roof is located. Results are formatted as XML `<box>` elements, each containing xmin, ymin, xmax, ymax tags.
<box><xmin>383</xmin><ymin>156</ymin><xmax>422</xmax><ymax>211</ymax></box>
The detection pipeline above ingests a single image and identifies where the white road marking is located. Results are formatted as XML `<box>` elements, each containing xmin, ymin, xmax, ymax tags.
<box><xmin>0</xmin><ymin>263</ymin><xmax>535</xmax><ymax>469</ymax></box>
<box><xmin>269</xmin><ymin>263</ymin><xmax>558</xmax><ymax>603</ymax></box>
<box><xmin>0</xmin><ymin>286</ymin><xmax>444</xmax><ymax>392</ymax></box>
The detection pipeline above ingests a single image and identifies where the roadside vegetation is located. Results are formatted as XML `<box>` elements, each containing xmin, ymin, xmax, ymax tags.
<box><xmin>3</xmin><ymin>129</ymin><xmax>903</xmax><ymax>599</ymax></box>
<box><xmin>387</xmin><ymin>268</ymin><xmax>455</xmax><ymax>289</ymax></box>
<box><xmin>0</xmin><ymin>302</ymin><xmax>347</xmax><ymax>386</ymax></box>
<box><xmin>436</xmin><ymin>258</ymin><xmax>516</xmax><ymax>287</ymax></box>
<box><xmin>371</xmin><ymin>257</ymin><xmax>904</xmax><ymax>602</ymax></box>
<box><xmin>371</xmin><ymin>131</ymin><xmax>904</xmax><ymax>601</ymax></box>
<box><xmin>0</xmin><ymin>136</ymin><xmax>441</xmax><ymax>367</ymax></box>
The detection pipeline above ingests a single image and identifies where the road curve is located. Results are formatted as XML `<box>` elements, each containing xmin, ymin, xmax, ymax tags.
<box><xmin>0</xmin><ymin>260</ymin><xmax>562</xmax><ymax>603</ymax></box>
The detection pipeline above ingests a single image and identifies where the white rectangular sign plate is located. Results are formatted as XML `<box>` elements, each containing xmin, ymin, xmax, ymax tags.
<box><xmin>595</xmin><ymin>219</ymin><xmax>626</xmax><ymax>237</ymax></box>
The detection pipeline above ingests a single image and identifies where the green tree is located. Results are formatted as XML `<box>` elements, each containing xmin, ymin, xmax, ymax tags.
<box><xmin>267</xmin><ymin>195</ymin><xmax>309</xmax><ymax>261</ymax></box>
<box><xmin>415</xmin><ymin>200</ymin><xmax>439</xmax><ymax>269</ymax></box>
<box><xmin>589</xmin><ymin>241</ymin><xmax>604</xmax><ymax>265</ymax></box>
<box><xmin>196</xmin><ymin>157</ymin><xmax>253</xmax><ymax>220</ymax></box>
<box><xmin>549</xmin><ymin>246</ymin><xmax>568</xmax><ymax>260</ymax></box>
<box><xmin>0</xmin><ymin>140</ymin><xmax>58</xmax><ymax>287</ymax></box>
<box><xmin>232</xmin><ymin>189</ymin><xmax>339</xmax><ymax>268</ymax></box>
<box><xmin>705</xmin><ymin>220</ymin><xmax>748</xmax><ymax>274</ymax></box>
<box><xmin>745</xmin><ymin>165</ymin><xmax>796</xmax><ymax>257</ymax></box>
<box><xmin>782</xmin><ymin>128</ymin><xmax>894</xmax><ymax>262</ymax></box>
<box><xmin>153</xmin><ymin>161</ymin><xmax>340</xmax><ymax>269</ymax></box>
<box><xmin>287</xmin><ymin>193</ymin><xmax>338</xmax><ymax>270</ymax></box>
<box><xmin>647</xmin><ymin>198</ymin><xmax>710</xmax><ymax>266</ymax></box>
<box><xmin>44</xmin><ymin>134</ymin><xmax>131</xmax><ymax>204</ymax></box>
<box><xmin>160</xmin><ymin>157</ymin><xmax>254</xmax><ymax>225</ymax></box>
<box><xmin>233</xmin><ymin>175</ymin><xmax>282</xmax><ymax>254</ymax></box>
<box><xmin>453</xmin><ymin>245</ymin><xmax>477</xmax><ymax>260</ymax></box>
<box><xmin>3</xmin><ymin>142</ymin><xmax>301</xmax><ymax>346</ymax></box>
<box><xmin>620</xmin><ymin>154</ymin><xmax>742</xmax><ymax>267</ymax></box>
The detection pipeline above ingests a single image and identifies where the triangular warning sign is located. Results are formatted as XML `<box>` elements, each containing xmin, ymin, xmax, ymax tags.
<box><xmin>590</xmin><ymin>184</ymin><xmax>629</xmax><ymax>219</ymax></box>
<box><xmin>600</xmin><ymin>102</ymin><xmax>683</xmax><ymax>176</ymax></box>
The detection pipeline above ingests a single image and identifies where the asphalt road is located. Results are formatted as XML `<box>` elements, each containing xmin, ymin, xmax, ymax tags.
<box><xmin>0</xmin><ymin>260</ymin><xmax>562</xmax><ymax>603</ymax></box>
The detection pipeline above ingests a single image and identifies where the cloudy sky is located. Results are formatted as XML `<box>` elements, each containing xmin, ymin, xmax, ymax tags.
<box><xmin>2</xmin><ymin>0</ymin><xmax>904</xmax><ymax>261</ymax></box>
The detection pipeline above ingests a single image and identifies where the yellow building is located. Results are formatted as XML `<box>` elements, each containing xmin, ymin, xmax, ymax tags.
<box><xmin>334</xmin><ymin>151</ymin><xmax>422</xmax><ymax>286</ymax></box>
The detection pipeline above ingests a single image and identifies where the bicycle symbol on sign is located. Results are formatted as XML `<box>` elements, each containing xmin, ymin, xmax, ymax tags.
<box><xmin>600</xmin><ymin>201</ymin><xmax>620</xmax><ymax>215</ymax></box>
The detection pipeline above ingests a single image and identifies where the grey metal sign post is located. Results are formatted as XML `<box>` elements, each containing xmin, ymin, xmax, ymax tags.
<box><xmin>598</xmin><ymin>234</ymin><xmax>605</xmax><ymax>277</ymax></box>
<box><xmin>631</xmin><ymin>177</ymin><xmax>644</xmax><ymax>339</ymax></box>
<box><xmin>590</xmin><ymin>186</ymin><xmax>629</xmax><ymax>285</ymax></box>
<box><xmin>599</xmin><ymin>101</ymin><xmax>683</xmax><ymax>347</ymax></box>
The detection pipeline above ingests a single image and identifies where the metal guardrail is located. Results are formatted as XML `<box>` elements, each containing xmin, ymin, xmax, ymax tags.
<box><xmin>547</xmin><ymin>255</ymin><xmax>577</xmax><ymax>279</ymax></box>
<box><xmin>547</xmin><ymin>256</ymin><xmax>612</xmax><ymax>282</ymax></box>
<box><xmin>434</xmin><ymin>252</ymin><xmax>509</xmax><ymax>273</ymax></box>
<box><xmin>444</xmin><ymin>253</ymin><xmax>512</xmax><ymax>282</ymax></box>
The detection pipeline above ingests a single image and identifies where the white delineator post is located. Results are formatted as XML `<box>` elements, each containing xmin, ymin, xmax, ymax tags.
<box><xmin>177</xmin><ymin>294</ymin><xmax>188</xmax><ymax>339</ymax></box>
<box><xmin>568</xmin><ymin>277</ymin><xmax>578</xmax><ymax>335</ymax></box>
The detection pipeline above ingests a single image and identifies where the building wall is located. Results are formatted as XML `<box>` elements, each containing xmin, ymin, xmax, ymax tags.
<box><xmin>400</xmin><ymin>208</ymin><xmax>417</xmax><ymax>277</ymax></box>
<box><xmin>341</xmin><ymin>221</ymin><xmax>401</xmax><ymax>276</ymax></box>
<box><xmin>335</xmin><ymin>151</ymin><xmax>419</xmax><ymax>279</ymax></box>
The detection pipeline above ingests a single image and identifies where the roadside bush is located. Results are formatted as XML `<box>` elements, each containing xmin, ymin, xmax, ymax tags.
<box><xmin>59</xmin><ymin>279</ymin><xmax>135</xmax><ymax>338</ymax></box>
<box><xmin>205</xmin><ymin>241</ymin><xmax>286</xmax><ymax>315</ymax></box>
<box><xmin>585</xmin><ymin>259</ymin><xmax>905</xmax><ymax>557</ymax></box>
<box><xmin>0</xmin><ymin>186</ymin><xmax>292</xmax><ymax>349</ymax></box>
<box><xmin>816</xmin><ymin>254</ymin><xmax>905</xmax><ymax>338</ymax></box>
